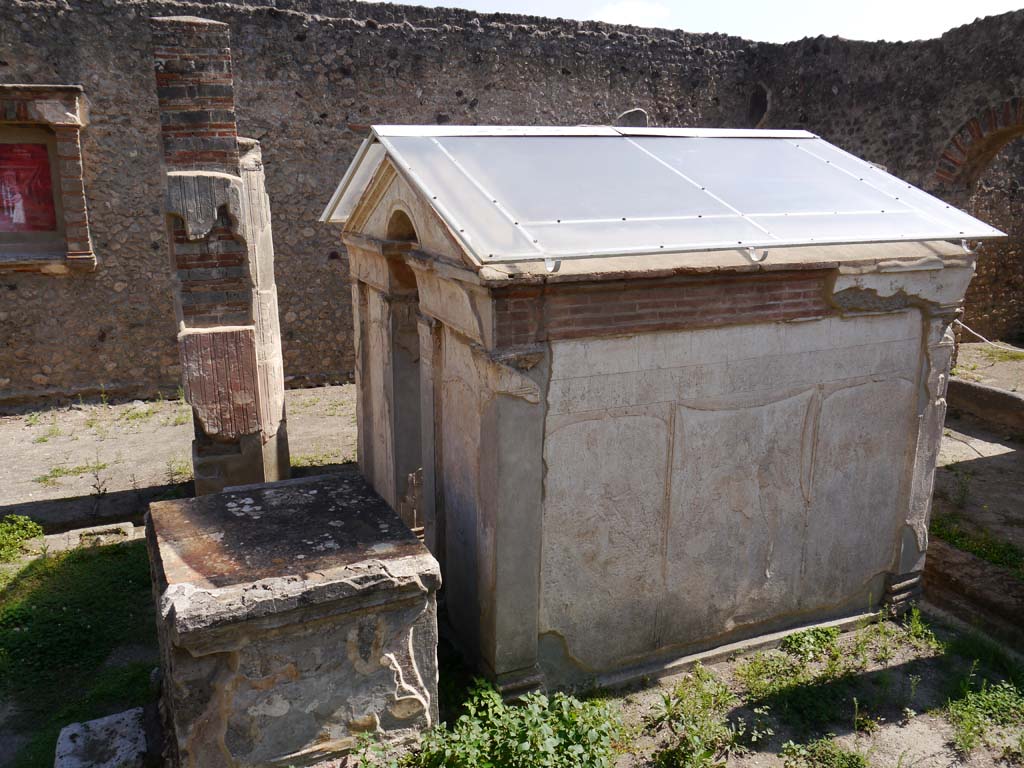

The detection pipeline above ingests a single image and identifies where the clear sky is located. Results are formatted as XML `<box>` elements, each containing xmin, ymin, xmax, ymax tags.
<box><xmin>373</xmin><ymin>0</ymin><xmax>1024</xmax><ymax>43</ymax></box>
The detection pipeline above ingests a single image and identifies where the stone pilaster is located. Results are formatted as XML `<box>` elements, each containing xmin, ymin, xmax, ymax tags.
<box><xmin>151</xmin><ymin>16</ymin><xmax>289</xmax><ymax>494</ymax></box>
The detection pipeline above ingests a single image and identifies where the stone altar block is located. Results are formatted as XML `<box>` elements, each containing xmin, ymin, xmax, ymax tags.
<box><xmin>146</xmin><ymin>469</ymin><xmax>440</xmax><ymax>767</ymax></box>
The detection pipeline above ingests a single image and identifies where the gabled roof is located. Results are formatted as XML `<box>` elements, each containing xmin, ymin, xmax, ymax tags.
<box><xmin>321</xmin><ymin>126</ymin><xmax>1004</xmax><ymax>266</ymax></box>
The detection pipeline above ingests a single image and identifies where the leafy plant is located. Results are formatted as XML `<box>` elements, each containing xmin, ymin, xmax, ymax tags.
<box><xmin>902</xmin><ymin>607</ymin><xmax>940</xmax><ymax>652</ymax></box>
<box><xmin>736</xmin><ymin>643</ymin><xmax>857</xmax><ymax>732</ymax></box>
<box><xmin>780</xmin><ymin>737</ymin><xmax>868</xmax><ymax>768</ymax></box>
<box><xmin>946</xmin><ymin>665</ymin><xmax>1024</xmax><ymax>753</ymax></box>
<box><xmin>356</xmin><ymin>679</ymin><xmax>624</xmax><ymax>768</ymax></box>
<box><xmin>781</xmin><ymin>627</ymin><xmax>841</xmax><ymax>662</ymax></box>
<box><xmin>647</xmin><ymin>663</ymin><xmax>764</xmax><ymax>768</ymax></box>
<box><xmin>0</xmin><ymin>516</ymin><xmax>43</xmax><ymax>563</ymax></box>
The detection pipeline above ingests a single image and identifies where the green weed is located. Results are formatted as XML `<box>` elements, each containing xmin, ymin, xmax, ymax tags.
<box><xmin>781</xmin><ymin>627</ymin><xmax>841</xmax><ymax>662</ymax></box>
<box><xmin>780</xmin><ymin>736</ymin><xmax>868</xmax><ymax>768</ymax></box>
<box><xmin>165</xmin><ymin>456</ymin><xmax>192</xmax><ymax>484</ymax></box>
<box><xmin>736</xmin><ymin>613</ymin><xmax>938</xmax><ymax>733</ymax></box>
<box><xmin>31</xmin><ymin>416</ymin><xmax>62</xmax><ymax>444</ymax></box>
<box><xmin>291</xmin><ymin>447</ymin><xmax>346</xmax><ymax>468</ymax></box>
<box><xmin>648</xmin><ymin>663</ymin><xmax>771</xmax><ymax>768</ymax></box>
<box><xmin>977</xmin><ymin>346</ymin><xmax>1024</xmax><ymax>364</ymax></box>
<box><xmin>121</xmin><ymin>405</ymin><xmax>157</xmax><ymax>423</ymax></box>
<box><xmin>947</xmin><ymin>671</ymin><xmax>1024</xmax><ymax>753</ymax></box>
<box><xmin>0</xmin><ymin>516</ymin><xmax>43</xmax><ymax>563</ymax></box>
<box><xmin>930</xmin><ymin>514</ymin><xmax>1023</xmax><ymax>580</ymax></box>
<box><xmin>356</xmin><ymin>678</ymin><xmax>624</xmax><ymax>768</ymax></box>
<box><xmin>32</xmin><ymin>461</ymin><xmax>108</xmax><ymax>487</ymax></box>
<box><xmin>903</xmin><ymin>607</ymin><xmax>940</xmax><ymax>652</ymax></box>
<box><xmin>169</xmin><ymin>408</ymin><xmax>191</xmax><ymax>426</ymax></box>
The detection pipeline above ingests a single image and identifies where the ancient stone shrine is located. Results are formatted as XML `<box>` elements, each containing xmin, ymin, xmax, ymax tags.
<box><xmin>321</xmin><ymin>126</ymin><xmax>1005</xmax><ymax>691</ymax></box>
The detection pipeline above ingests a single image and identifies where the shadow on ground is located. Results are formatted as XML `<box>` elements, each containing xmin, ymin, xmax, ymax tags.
<box><xmin>0</xmin><ymin>483</ymin><xmax>191</xmax><ymax>535</ymax></box>
<box><xmin>0</xmin><ymin>540</ymin><xmax>157</xmax><ymax>768</ymax></box>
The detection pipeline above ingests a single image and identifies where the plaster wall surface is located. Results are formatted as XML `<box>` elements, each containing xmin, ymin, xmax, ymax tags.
<box><xmin>1</xmin><ymin>0</ymin><xmax>1022</xmax><ymax>403</ymax></box>
<box><xmin>435</xmin><ymin>325</ymin><xmax>486</xmax><ymax>662</ymax></box>
<box><xmin>540</xmin><ymin>313</ymin><xmax>923</xmax><ymax>682</ymax></box>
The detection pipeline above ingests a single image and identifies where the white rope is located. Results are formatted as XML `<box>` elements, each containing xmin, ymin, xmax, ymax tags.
<box><xmin>954</xmin><ymin>319</ymin><xmax>1021</xmax><ymax>352</ymax></box>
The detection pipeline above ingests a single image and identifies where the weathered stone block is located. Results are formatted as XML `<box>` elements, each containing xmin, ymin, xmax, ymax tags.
<box><xmin>54</xmin><ymin>708</ymin><xmax>154</xmax><ymax>768</ymax></box>
<box><xmin>146</xmin><ymin>469</ymin><xmax>441</xmax><ymax>767</ymax></box>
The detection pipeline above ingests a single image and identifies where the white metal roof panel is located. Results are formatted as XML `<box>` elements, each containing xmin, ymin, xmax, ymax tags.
<box><xmin>320</xmin><ymin>125</ymin><xmax>1005</xmax><ymax>264</ymax></box>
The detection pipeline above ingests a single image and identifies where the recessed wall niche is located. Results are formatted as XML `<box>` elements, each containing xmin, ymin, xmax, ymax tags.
<box><xmin>0</xmin><ymin>84</ymin><xmax>94</xmax><ymax>273</ymax></box>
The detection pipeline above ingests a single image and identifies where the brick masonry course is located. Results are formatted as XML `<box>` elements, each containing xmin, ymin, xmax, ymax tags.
<box><xmin>1</xmin><ymin>0</ymin><xmax>1023</xmax><ymax>403</ymax></box>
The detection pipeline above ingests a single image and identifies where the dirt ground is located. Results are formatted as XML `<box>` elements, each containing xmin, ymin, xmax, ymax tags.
<box><xmin>953</xmin><ymin>341</ymin><xmax>1024</xmax><ymax>392</ymax></box>
<box><xmin>935</xmin><ymin>411</ymin><xmax>1024</xmax><ymax>551</ymax></box>
<box><xmin>606</xmin><ymin>609</ymin><xmax>1022</xmax><ymax>768</ymax></box>
<box><xmin>0</xmin><ymin>385</ymin><xmax>357</xmax><ymax>528</ymax></box>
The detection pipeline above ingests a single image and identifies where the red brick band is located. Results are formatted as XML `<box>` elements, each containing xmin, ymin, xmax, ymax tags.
<box><xmin>150</xmin><ymin>17</ymin><xmax>239</xmax><ymax>175</ymax></box>
<box><xmin>494</xmin><ymin>270</ymin><xmax>832</xmax><ymax>347</ymax></box>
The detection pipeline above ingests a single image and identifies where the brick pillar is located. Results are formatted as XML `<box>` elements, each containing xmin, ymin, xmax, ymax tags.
<box><xmin>151</xmin><ymin>16</ymin><xmax>289</xmax><ymax>494</ymax></box>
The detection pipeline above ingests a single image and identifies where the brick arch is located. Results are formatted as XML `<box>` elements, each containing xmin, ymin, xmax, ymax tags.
<box><xmin>935</xmin><ymin>98</ymin><xmax>1024</xmax><ymax>189</ymax></box>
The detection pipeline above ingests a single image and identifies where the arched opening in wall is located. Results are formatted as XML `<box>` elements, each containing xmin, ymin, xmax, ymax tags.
<box><xmin>385</xmin><ymin>208</ymin><xmax>426</xmax><ymax>534</ymax></box>
<box><xmin>935</xmin><ymin>101</ymin><xmax>1024</xmax><ymax>343</ymax></box>
<box><xmin>387</xmin><ymin>208</ymin><xmax>418</xmax><ymax>243</ymax></box>
<box><xmin>746</xmin><ymin>83</ymin><xmax>770</xmax><ymax>129</ymax></box>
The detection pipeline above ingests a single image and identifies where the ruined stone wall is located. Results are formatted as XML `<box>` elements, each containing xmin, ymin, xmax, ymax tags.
<box><xmin>1</xmin><ymin>0</ymin><xmax>1021</xmax><ymax>403</ymax></box>
<box><xmin>963</xmin><ymin>147</ymin><xmax>1024</xmax><ymax>342</ymax></box>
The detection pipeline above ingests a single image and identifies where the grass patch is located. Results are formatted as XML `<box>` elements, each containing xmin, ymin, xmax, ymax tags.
<box><xmin>0</xmin><ymin>541</ymin><xmax>157</xmax><ymax>767</ymax></box>
<box><xmin>167</xmin><ymin>407</ymin><xmax>191</xmax><ymax>427</ymax></box>
<box><xmin>647</xmin><ymin>662</ymin><xmax>771</xmax><ymax>768</ymax></box>
<box><xmin>120</xmin><ymin>405</ymin><xmax>157</xmax><ymax>423</ymax></box>
<box><xmin>0</xmin><ymin>516</ymin><xmax>43</xmax><ymax>564</ymax></box>
<box><xmin>358</xmin><ymin>679</ymin><xmax>624</xmax><ymax>767</ymax></box>
<box><xmin>947</xmin><ymin>666</ymin><xmax>1024</xmax><ymax>753</ymax></box>
<box><xmin>940</xmin><ymin>626</ymin><xmax>1024</xmax><ymax>754</ymax></box>
<box><xmin>977</xmin><ymin>346</ymin><xmax>1024</xmax><ymax>364</ymax></box>
<box><xmin>944</xmin><ymin>630</ymin><xmax>1022</xmax><ymax>687</ymax></box>
<box><xmin>31</xmin><ymin>415</ymin><xmax>62</xmax><ymax>444</ymax></box>
<box><xmin>780</xmin><ymin>736</ymin><xmax>868</xmax><ymax>768</ymax></box>
<box><xmin>165</xmin><ymin>455</ymin><xmax>192</xmax><ymax>484</ymax></box>
<box><xmin>735</xmin><ymin>611</ymin><xmax>940</xmax><ymax>734</ymax></box>
<box><xmin>930</xmin><ymin>514</ymin><xmax>1024</xmax><ymax>580</ymax></box>
<box><xmin>32</xmin><ymin>460</ymin><xmax>108</xmax><ymax>487</ymax></box>
<box><xmin>291</xmin><ymin>447</ymin><xmax>348</xmax><ymax>468</ymax></box>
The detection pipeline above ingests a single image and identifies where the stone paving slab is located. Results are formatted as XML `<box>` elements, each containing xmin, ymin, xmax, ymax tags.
<box><xmin>54</xmin><ymin>708</ymin><xmax>152</xmax><ymax>768</ymax></box>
